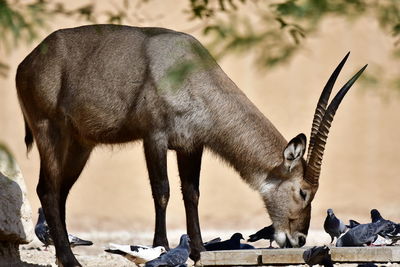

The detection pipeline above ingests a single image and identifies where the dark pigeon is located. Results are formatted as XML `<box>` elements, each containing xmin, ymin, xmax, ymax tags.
<box><xmin>336</xmin><ymin>221</ymin><xmax>391</xmax><ymax>247</ymax></box>
<box><xmin>248</xmin><ymin>224</ymin><xmax>275</xmax><ymax>247</ymax></box>
<box><xmin>34</xmin><ymin>208</ymin><xmax>52</xmax><ymax>248</ymax></box>
<box><xmin>346</xmin><ymin>219</ymin><xmax>361</xmax><ymax>229</ymax></box>
<box><xmin>204</xmin><ymin>233</ymin><xmax>244</xmax><ymax>251</ymax></box>
<box><xmin>145</xmin><ymin>234</ymin><xmax>190</xmax><ymax>267</ymax></box>
<box><xmin>303</xmin><ymin>245</ymin><xmax>333</xmax><ymax>267</ymax></box>
<box><xmin>371</xmin><ymin>209</ymin><xmax>400</xmax><ymax>244</ymax></box>
<box><xmin>35</xmin><ymin>207</ymin><xmax>93</xmax><ymax>248</ymax></box>
<box><xmin>323</xmin><ymin>209</ymin><xmax>347</xmax><ymax>243</ymax></box>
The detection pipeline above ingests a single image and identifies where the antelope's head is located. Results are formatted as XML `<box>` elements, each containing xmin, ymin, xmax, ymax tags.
<box><xmin>262</xmin><ymin>53</ymin><xmax>367</xmax><ymax>248</ymax></box>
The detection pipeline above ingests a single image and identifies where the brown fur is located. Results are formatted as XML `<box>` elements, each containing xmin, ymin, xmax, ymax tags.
<box><xmin>16</xmin><ymin>25</ymin><xmax>317</xmax><ymax>266</ymax></box>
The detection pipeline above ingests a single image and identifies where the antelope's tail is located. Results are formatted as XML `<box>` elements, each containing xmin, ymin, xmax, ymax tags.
<box><xmin>24</xmin><ymin>117</ymin><xmax>33</xmax><ymax>154</ymax></box>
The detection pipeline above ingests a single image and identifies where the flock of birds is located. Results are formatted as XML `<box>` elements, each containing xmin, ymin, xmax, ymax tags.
<box><xmin>34</xmin><ymin>207</ymin><xmax>400</xmax><ymax>266</ymax></box>
<box><xmin>323</xmin><ymin>208</ymin><xmax>400</xmax><ymax>247</ymax></box>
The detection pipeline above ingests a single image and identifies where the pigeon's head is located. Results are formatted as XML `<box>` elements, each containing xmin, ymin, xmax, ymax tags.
<box><xmin>257</xmin><ymin>53</ymin><xmax>366</xmax><ymax>249</ymax></box>
<box><xmin>179</xmin><ymin>234</ymin><xmax>190</xmax><ymax>246</ymax></box>
<box><xmin>230</xmin><ymin>233</ymin><xmax>244</xmax><ymax>241</ymax></box>
<box><xmin>370</xmin><ymin>209</ymin><xmax>383</xmax><ymax>222</ymax></box>
<box><xmin>327</xmin><ymin>209</ymin><xmax>334</xmax><ymax>217</ymax></box>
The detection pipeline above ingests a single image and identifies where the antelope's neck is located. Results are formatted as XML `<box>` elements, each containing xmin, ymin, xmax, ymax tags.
<box><xmin>204</xmin><ymin>85</ymin><xmax>287</xmax><ymax>189</ymax></box>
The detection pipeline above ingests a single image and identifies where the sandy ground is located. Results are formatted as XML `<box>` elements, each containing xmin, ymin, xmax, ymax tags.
<box><xmin>18</xmin><ymin>230</ymin><xmax>399</xmax><ymax>267</ymax></box>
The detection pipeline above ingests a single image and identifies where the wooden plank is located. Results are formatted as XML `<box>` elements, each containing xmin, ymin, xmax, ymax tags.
<box><xmin>330</xmin><ymin>247</ymin><xmax>399</xmax><ymax>263</ymax></box>
<box><xmin>261</xmin><ymin>248</ymin><xmax>304</xmax><ymax>265</ymax></box>
<box><xmin>200</xmin><ymin>246</ymin><xmax>400</xmax><ymax>266</ymax></box>
<box><xmin>200</xmin><ymin>250</ymin><xmax>262</xmax><ymax>266</ymax></box>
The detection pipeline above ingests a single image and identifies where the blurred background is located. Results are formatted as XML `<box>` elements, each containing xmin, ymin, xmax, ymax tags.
<box><xmin>1</xmin><ymin>0</ymin><xmax>399</xmax><ymax>236</ymax></box>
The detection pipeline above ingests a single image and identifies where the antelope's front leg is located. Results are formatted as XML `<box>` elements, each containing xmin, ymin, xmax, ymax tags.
<box><xmin>177</xmin><ymin>147</ymin><xmax>204</xmax><ymax>262</ymax></box>
<box><xmin>144</xmin><ymin>136</ymin><xmax>170</xmax><ymax>250</ymax></box>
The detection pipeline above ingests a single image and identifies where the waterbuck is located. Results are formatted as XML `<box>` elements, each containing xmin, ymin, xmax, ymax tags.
<box><xmin>16</xmin><ymin>25</ymin><xmax>366</xmax><ymax>266</ymax></box>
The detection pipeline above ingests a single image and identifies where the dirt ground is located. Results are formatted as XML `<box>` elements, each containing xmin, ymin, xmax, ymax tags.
<box><xmin>18</xmin><ymin>230</ymin><xmax>399</xmax><ymax>267</ymax></box>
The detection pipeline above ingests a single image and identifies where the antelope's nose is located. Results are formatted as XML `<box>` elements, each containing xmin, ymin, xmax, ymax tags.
<box><xmin>298</xmin><ymin>236</ymin><xmax>306</xmax><ymax>247</ymax></box>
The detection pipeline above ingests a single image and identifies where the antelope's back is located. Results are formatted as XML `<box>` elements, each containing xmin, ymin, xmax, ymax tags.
<box><xmin>15</xmin><ymin>25</ymin><xmax>221</xmax><ymax>144</ymax></box>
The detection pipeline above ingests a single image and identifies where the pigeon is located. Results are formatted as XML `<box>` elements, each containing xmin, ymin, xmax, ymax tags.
<box><xmin>204</xmin><ymin>233</ymin><xmax>245</xmax><ymax>251</ymax></box>
<box><xmin>248</xmin><ymin>224</ymin><xmax>275</xmax><ymax>247</ymax></box>
<box><xmin>346</xmin><ymin>219</ymin><xmax>361</xmax><ymax>229</ymax></box>
<box><xmin>34</xmin><ymin>208</ymin><xmax>52</xmax><ymax>248</ymax></box>
<box><xmin>303</xmin><ymin>245</ymin><xmax>333</xmax><ymax>267</ymax></box>
<box><xmin>35</xmin><ymin>207</ymin><xmax>93</xmax><ymax>248</ymax></box>
<box><xmin>370</xmin><ymin>209</ymin><xmax>400</xmax><ymax>244</ymax></box>
<box><xmin>145</xmin><ymin>234</ymin><xmax>190</xmax><ymax>267</ymax></box>
<box><xmin>323</xmin><ymin>209</ymin><xmax>347</xmax><ymax>243</ymax></box>
<box><xmin>336</xmin><ymin>221</ymin><xmax>391</xmax><ymax>247</ymax></box>
<box><xmin>105</xmin><ymin>244</ymin><xmax>166</xmax><ymax>265</ymax></box>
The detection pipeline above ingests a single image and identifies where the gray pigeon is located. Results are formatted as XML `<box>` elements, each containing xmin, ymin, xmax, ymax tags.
<box><xmin>35</xmin><ymin>207</ymin><xmax>93</xmax><ymax>248</ymax></box>
<box><xmin>303</xmin><ymin>245</ymin><xmax>333</xmax><ymax>267</ymax></box>
<box><xmin>248</xmin><ymin>224</ymin><xmax>275</xmax><ymax>247</ymax></box>
<box><xmin>145</xmin><ymin>234</ymin><xmax>190</xmax><ymax>267</ymax></box>
<box><xmin>323</xmin><ymin>209</ymin><xmax>347</xmax><ymax>243</ymax></box>
<box><xmin>336</xmin><ymin>221</ymin><xmax>391</xmax><ymax>247</ymax></box>
<box><xmin>370</xmin><ymin>209</ymin><xmax>400</xmax><ymax>244</ymax></box>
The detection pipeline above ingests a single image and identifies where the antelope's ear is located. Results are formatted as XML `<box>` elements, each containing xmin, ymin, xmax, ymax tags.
<box><xmin>283</xmin><ymin>133</ymin><xmax>306</xmax><ymax>171</ymax></box>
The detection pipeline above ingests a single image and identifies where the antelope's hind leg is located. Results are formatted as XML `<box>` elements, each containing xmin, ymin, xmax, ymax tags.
<box><xmin>177</xmin><ymin>147</ymin><xmax>204</xmax><ymax>262</ymax></box>
<box><xmin>35</xmin><ymin>121</ymin><xmax>92</xmax><ymax>267</ymax></box>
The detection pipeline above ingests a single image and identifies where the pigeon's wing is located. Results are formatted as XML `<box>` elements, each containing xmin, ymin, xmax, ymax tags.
<box><xmin>204</xmin><ymin>240</ymin><xmax>225</xmax><ymax>251</ymax></box>
<box><xmin>347</xmin><ymin>219</ymin><xmax>361</xmax><ymax>229</ymax></box>
<box><xmin>355</xmin><ymin>223</ymin><xmax>383</xmax><ymax>245</ymax></box>
<box><xmin>35</xmin><ymin>223</ymin><xmax>52</xmax><ymax>246</ymax></box>
<box><xmin>108</xmin><ymin>244</ymin><xmax>153</xmax><ymax>258</ymax></box>
<box><xmin>68</xmin><ymin>234</ymin><xmax>93</xmax><ymax>247</ymax></box>
<box><xmin>379</xmin><ymin>220</ymin><xmax>398</xmax><ymax>238</ymax></box>
<box><xmin>161</xmin><ymin>248</ymin><xmax>189</xmax><ymax>266</ymax></box>
<box><xmin>107</xmin><ymin>243</ymin><xmax>136</xmax><ymax>255</ymax></box>
<box><xmin>248</xmin><ymin>226</ymin><xmax>274</xmax><ymax>242</ymax></box>
<box><xmin>204</xmin><ymin>237</ymin><xmax>221</xmax><ymax>246</ymax></box>
<box><xmin>248</xmin><ymin>227</ymin><xmax>266</xmax><ymax>242</ymax></box>
<box><xmin>338</xmin><ymin>224</ymin><xmax>372</xmax><ymax>246</ymax></box>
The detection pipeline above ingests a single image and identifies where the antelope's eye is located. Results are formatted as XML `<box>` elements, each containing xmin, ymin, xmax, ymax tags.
<box><xmin>299</xmin><ymin>189</ymin><xmax>307</xmax><ymax>201</ymax></box>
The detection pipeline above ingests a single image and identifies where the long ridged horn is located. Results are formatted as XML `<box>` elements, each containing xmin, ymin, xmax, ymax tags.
<box><xmin>304</xmin><ymin>63</ymin><xmax>368</xmax><ymax>186</ymax></box>
<box><xmin>306</xmin><ymin>52</ymin><xmax>350</xmax><ymax>162</ymax></box>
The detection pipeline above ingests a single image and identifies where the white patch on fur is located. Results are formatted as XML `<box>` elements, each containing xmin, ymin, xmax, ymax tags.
<box><xmin>274</xmin><ymin>231</ymin><xmax>286</xmax><ymax>247</ymax></box>
<box><xmin>259</xmin><ymin>181</ymin><xmax>276</xmax><ymax>195</ymax></box>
